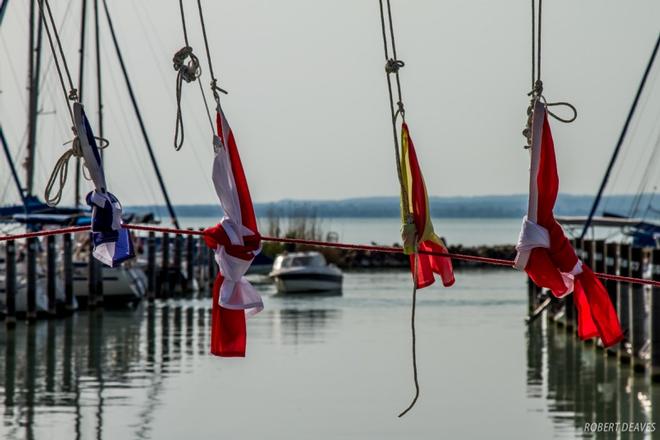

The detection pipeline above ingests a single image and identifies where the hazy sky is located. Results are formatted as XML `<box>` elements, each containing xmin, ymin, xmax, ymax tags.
<box><xmin>1</xmin><ymin>0</ymin><xmax>659</xmax><ymax>206</ymax></box>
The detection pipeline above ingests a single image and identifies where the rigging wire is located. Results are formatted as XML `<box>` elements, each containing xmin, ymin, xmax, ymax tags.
<box><xmin>376</xmin><ymin>0</ymin><xmax>422</xmax><ymax>418</ymax></box>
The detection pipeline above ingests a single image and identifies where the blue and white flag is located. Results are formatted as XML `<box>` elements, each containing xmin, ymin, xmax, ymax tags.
<box><xmin>73</xmin><ymin>102</ymin><xmax>135</xmax><ymax>267</ymax></box>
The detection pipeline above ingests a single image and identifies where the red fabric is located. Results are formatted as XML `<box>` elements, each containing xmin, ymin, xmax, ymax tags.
<box><xmin>575</xmin><ymin>266</ymin><xmax>624</xmax><ymax>347</ymax></box>
<box><xmin>202</xmin><ymin>110</ymin><xmax>260</xmax><ymax>357</ymax></box>
<box><xmin>413</xmin><ymin>241</ymin><xmax>455</xmax><ymax>288</ymax></box>
<box><xmin>403</xmin><ymin>123</ymin><xmax>455</xmax><ymax>288</ymax></box>
<box><xmin>210</xmin><ymin>274</ymin><xmax>247</xmax><ymax>357</ymax></box>
<box><xmin>217</xmin><ymin>111</ymin><xmax>257</xmax><ymax>232</ymax></box>
<box><xmin>523</xmin><ymin>111</ymin><xmax>622</xmax><ymax>347</ymax></box>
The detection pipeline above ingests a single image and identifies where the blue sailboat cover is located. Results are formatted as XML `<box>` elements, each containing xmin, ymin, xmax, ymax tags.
<box><xmin>74</xmin><ymin>102</ymin><xmax>135</xmax><ymax>267</ymax></box>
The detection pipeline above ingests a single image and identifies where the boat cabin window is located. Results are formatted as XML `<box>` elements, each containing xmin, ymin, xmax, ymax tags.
<box><xmin>282</xmin><ymin>255</ymin><xmax>323</xmax><ymax>268</ymax></box>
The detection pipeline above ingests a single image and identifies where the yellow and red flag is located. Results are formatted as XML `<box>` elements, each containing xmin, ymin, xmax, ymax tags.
<box><xmin>399</xmin><ymin>123</ymin><xmax>455</xmax><ymax>289</ymax></box>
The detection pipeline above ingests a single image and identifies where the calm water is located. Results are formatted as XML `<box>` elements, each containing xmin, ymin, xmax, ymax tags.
<box><xmin>180</xmin><ymin>216</ymin><xmax>624</xmax><ymax>247</ymax></box>
<box><xmin>0</xmin><ymin>269</ymin><xmax>656</xmax><ymax>439</ymax></box>
<box><xmin>179</xmin><ymin>216</ymin><xmax>523</xmax><ymax>246</ymax></box>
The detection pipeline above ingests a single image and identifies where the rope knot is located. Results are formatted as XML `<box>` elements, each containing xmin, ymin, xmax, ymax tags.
<box><xmin>68</xmin><ymin>89</ymin><xmax>79</xmax><ymax>101</ymax></box>
<box><xmin>385</xmin><ymin>58</ymin><xmax>405</xmax><ymax>74</ymax></box>
<box><xmin>173</xmin><ymin>46</ymin><xmax>200</xmax><ymax>83</ymax></box>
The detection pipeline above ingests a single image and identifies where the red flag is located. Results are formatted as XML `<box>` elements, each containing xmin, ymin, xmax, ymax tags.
<box><xmin>203</xmin><ymin>106</ymin><xmax>263</xmax><ymax>357</ymax></box>
<box><xmin>400</xmin><ymin>123</ymin><xmax>455</xmax><ymax>289</ymax></box>
<box><xmin>515</xmin><ymin>101</ymin><xmax>622</xmax><ymax>347</ymax></box>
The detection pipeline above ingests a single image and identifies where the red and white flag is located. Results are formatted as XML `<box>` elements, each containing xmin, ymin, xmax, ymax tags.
<box><xmin>203</xmin><ymin>104</ymin><xmax>262</xmax><ymax>357</ymax></box>
<box><xmin>514</xmin><ymin>100</ymin><xmax>623</xmax><ymax>347</ymax></box>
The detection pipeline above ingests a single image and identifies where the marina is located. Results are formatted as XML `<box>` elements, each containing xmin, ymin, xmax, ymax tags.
<box><xmin>1</xmin><ymin>0</ymin><xmax>659</xmax><ymax>437</ymax></box>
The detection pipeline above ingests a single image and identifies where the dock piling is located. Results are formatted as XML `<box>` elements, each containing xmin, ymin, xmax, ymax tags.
<box><xmin>174</xmin><ymin>234</ymin><xmax>182</xmax><ymax>294</ymax></box>
<box><xmin>630</xmin><ymin>247</ymin><xmax>647</xmax><ymax>372</ymax></box>
<box><xmin>5</xmin><ymin>240</ymin><xmax>16</xmax><ymax>326</ymax></box>
<box><xmin>26</xmin><ymin>237</ymin><xmax>37</xmax><ymax>321</ymax></box>
<box><xmin>88</xmin><ymin>241</ymin><xmax>97</xmax><ymax>308</ymax></box>
<box><xmin>651</xmin><ymin>248</ymin><xmax>660</xmax><ymax>382</ymax></box>
<box><xmin>46</xmin><ymin>235</ymin><xmax>56</xmax><ymax>316</ymax></box>
<box><xmin>186</xmin><ymin>231</ymin><xmax>194</xmax><ymax>292</ymax></box>
<box><xmin>618</xmin><ymin>244</ymin><xmax>631</xmax><ymax>362</ymax></box>
<box><xmin>63</xmin><ymin>234</ymin><xmax>74</xmax><ymax>312</ymax></box>
<box><xmin>162</xmin><ymin>232</ymin><xmax>170</xmax><ymax>298</ymax></box>
<box><xmin>147</xmin><ymin>231</ymin><xmax>156</xmax><ymax>301</ymax></box>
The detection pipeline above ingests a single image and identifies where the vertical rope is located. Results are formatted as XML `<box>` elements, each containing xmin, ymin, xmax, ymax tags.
<box><xmin>398</xmin><ymin>251</ymin><xmax>420</xmax><ymax>418</ymax></box>
<box><xmin>35</xmin><ymin>0</ymin><xmax>76</xmax><ymax>123</ymax></box>
<box><xmin>377</xmin><ymin>0</ymin><xmax>421</xmax><ymax>417</ymax></box>
<box><xmin>377</xmin><ymin>0</ymin><xmax>410</xmax><ymax>222</ymax></box>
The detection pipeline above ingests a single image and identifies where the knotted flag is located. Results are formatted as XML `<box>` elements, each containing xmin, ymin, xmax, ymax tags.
<box><xmin>203</xmin><ymin>104</ymin><xmax>263</xmax><ymax>357</ymax></box>
<box><xmin>399</xmin><ymin>123</ymin><xmax>454</xmax><ymax>289</ymax></box>
<box><xmin>73</xmin><ymin>103</ymin><xmax>135</xmax><ymax>268</ymax></box>
<box><xmin>514</xmin><ymin>100</ymin><xmax>623</xmax><ymax>347</ymax></box>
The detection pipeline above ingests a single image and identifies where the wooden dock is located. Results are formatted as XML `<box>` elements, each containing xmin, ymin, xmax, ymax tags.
<box><xmin>528</xmin><ymin>240</ymin><xmax>660</xmax><ymax>382</ymax></box>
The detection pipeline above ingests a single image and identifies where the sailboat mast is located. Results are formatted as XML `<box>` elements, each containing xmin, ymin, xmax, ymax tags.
<box><xmin>580</xmin><ymin>33</ymin><xmax>660</xmax><ymax>239</ymax></box>
<box><xmin>24</xmin><ymin>0</ymin><xmax>44</xmax><ymax>198</ymax></box>
<box><xmin>74</xmin><ymin>0</ymin><xmax>87</xmax><ymax>208</ymax></box>
<box><xmin>101</xmin><ymin>0</ymin><xmax>179</xmax><ymax>228</ymax></box>
<box><xmin>94</xmin><ymin>0</ymin><xmax>103</xmax><ymax>155</ymax></box>
<box><xmin>0</xmin><ymin>126</ymin><xmax>27</xmax><ymax>207</ymax></box>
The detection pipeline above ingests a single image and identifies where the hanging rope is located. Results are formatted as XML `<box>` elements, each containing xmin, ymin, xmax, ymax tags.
<box><xmin>398</xmin><ymin>250</ymin><xmax>420</xmax><ymax>418</ymax></box>
<box><xmin>44</xmin><ymin>136</ymin><xmax>109</xmax><ymax>206</ymax></box>
<box><xmin>195</xmin><ymin>0</ymin><xmax>227</xmax><ymax>103</ymax></box>
<box><xmin>36</xmin><ymin>0</ymin><xmax>77</xmax><ymax>122</ymax></box>
<box><xmin>36</xmin><ymin>0</ymin><xmax>109</xmax><ymax>206</ymax></box>
<box><xmin>173</xmin><ymin>0</ymin><xmax>227</xmax><ymax>150</ymax></box>
<box><xmin>523</xmin><ymin>0</ymin><xmax>577</xmax><ymax>149</ymax></box>
<box><xmin>377</xmin><ymin>0</ymin><xmax>423</xmax><ymax>417</ymax></box>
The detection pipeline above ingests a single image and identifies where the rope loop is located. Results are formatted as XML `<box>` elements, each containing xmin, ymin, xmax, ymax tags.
<box><xmin>173</xmin><ymin>46</ymin><xmax>201</xmax><ymax>83</ymax></box>
<box><xmin>45</xmin><ymin>133</ymin><xmax>110</xmax><ymax>206</ymax></box>
<box><xmin>173</xmin><ymin>46</ymin><xmax>203</xmax><ymax>150</ymax></box>
<box><xmin>522</xmin><ymin>80</ymin><xmax>578</xmax><ymax>148</ymax></box>
<box><xmin>385</xmin><ymin>58</ymin><xmax>405</xmax><ymax>74</ymax></box>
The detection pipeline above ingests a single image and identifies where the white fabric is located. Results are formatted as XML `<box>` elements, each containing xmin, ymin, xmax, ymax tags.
<box><xmin>514</xmin><ymin>216</ymin><xmax>550</xmax><ymax>270</ymax></box>
<box><xmin>211</xmin><ymin>128</ymin><xmax>263</xmax><ymax>317</ymax></box>
<box><xmin>514</xmin><ymin>216</ymin><xmax>584</xmax><ymax>297</ymax></box>
<box><xmin>73</xmin><ymin>102</ymin><xmax>107</xmax><ymax>193</ymax></box>
<box><xmin>525</xmin><ymin>100</ymin><xmax>546</xmax><ymax>224</ymax></box>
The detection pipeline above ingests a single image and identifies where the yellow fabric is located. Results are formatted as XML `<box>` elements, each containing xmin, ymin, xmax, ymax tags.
<box><xmin>399</xmin><ymin>124</ymin><xmax>447</xmax><ymax>255</ymax></box>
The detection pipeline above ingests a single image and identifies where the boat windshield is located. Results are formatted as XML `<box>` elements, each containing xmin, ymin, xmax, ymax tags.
<box><xmin>282</xmin><ymin>256</ymin><xmax>322</xmax><ymax>268</ymax></box>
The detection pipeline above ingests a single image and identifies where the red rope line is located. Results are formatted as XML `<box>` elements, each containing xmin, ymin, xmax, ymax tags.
<box><xmin>1</xmin><ymin>223</ymin><xmax>658</xmax><ymax>288</ymax></box>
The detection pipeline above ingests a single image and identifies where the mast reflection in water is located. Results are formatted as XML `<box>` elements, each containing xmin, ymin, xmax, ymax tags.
<box><xmin>527</xmin><ymin>318</ymin><xmax>659</xmax><ymax>439</ymax></box>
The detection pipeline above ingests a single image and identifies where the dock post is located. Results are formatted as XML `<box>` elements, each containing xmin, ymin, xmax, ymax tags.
<box><xmin>26</xmin><ymin>237</ymin><xmax>38</xmax><ymax>321</ymax></box>
<box><xmin>186</xmin><ymin>231</ymin><xmax>194</xmax><ymax>292</ymax></box>
<box><xmin>161</xmin><ymin>232</ymin><xmax>170</xmax><ymax>298</ymax></box>
<box><xmin>95</xmin><ymin>252</ymin><xmax>104</xmax><ymax>307</ymax></box>
<box><xmin>88</xmin><ymin>240</ymin><xmax>97</xmax><ymax>308</ymax></box>
<box><xmin>605</xmin><ymin>242</ymin><xmax>619</xmax><ymax>356</ymax></box>
<box><xmin>46</xmin><ymin>235</ymin><xmax>56</xmax><ymax>316</ymax></box>
<box><xmin>5</xmin><ymin>240</ymin><xmax>16</xmax><ymax>327</ymax></box>
<box><xmin>630</xmin><ymin>247</ymin><xmax>646</xmax><ymax>372</ymax></box>
<box><xmin>651</xmin><ymin>248</ymin><xmax>660</xmax><ymax>382</ymax></box>
<box><xmin>174</xmin><ymin>234</ymin><xmax>182</xmax><ymax>294</ymax></box>
<box><xmin>527</xmin><ymin>276</ymin><xmax>536</xmax><ymax>314</ymax></box>
<box><xmin>618</xmin><ymin>243</ymin><xmax>631</xmax><ymax>363</ymax></box>
<box><xmin>594</xmin><ymin>240</ymin><xmax>606</xmax><ymax>349</ymax></box>
<box><xmin>63</xmin><ymin>233</ymin><xmax>74</xmax><ymax>312</ymax></box>
<box><xmin>147</xmin><ymin>231</ymin><xmax>156</xmax><ymax>301</ymax></box>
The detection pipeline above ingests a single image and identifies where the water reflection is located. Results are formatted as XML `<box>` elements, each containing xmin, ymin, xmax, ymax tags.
<box><xmin>527</xmin><ymin>320</ymin><xmax>659</xmax><ymax>439</ymax></box>
<box><xmin>0</xmin><ymin>299</ymin><xmax>341</xmax><ymax>439</ymax></box>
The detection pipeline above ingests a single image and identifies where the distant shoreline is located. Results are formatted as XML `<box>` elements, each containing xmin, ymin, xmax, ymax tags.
<box><xmin>127</xmin><ymin>193</ymin><xmax>656</xmax><ymax>219</ymax></box>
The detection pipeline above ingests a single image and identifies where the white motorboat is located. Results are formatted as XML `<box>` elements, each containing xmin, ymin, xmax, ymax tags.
<box><xmin>269</xmin><ymin>251</ymin><xmax>343</xmax><ymax>293</ymax></box>
<box><xmin>72</xmin><ymin>261</ymin><xmax>147</xmax><ymax>307</ymax></box>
